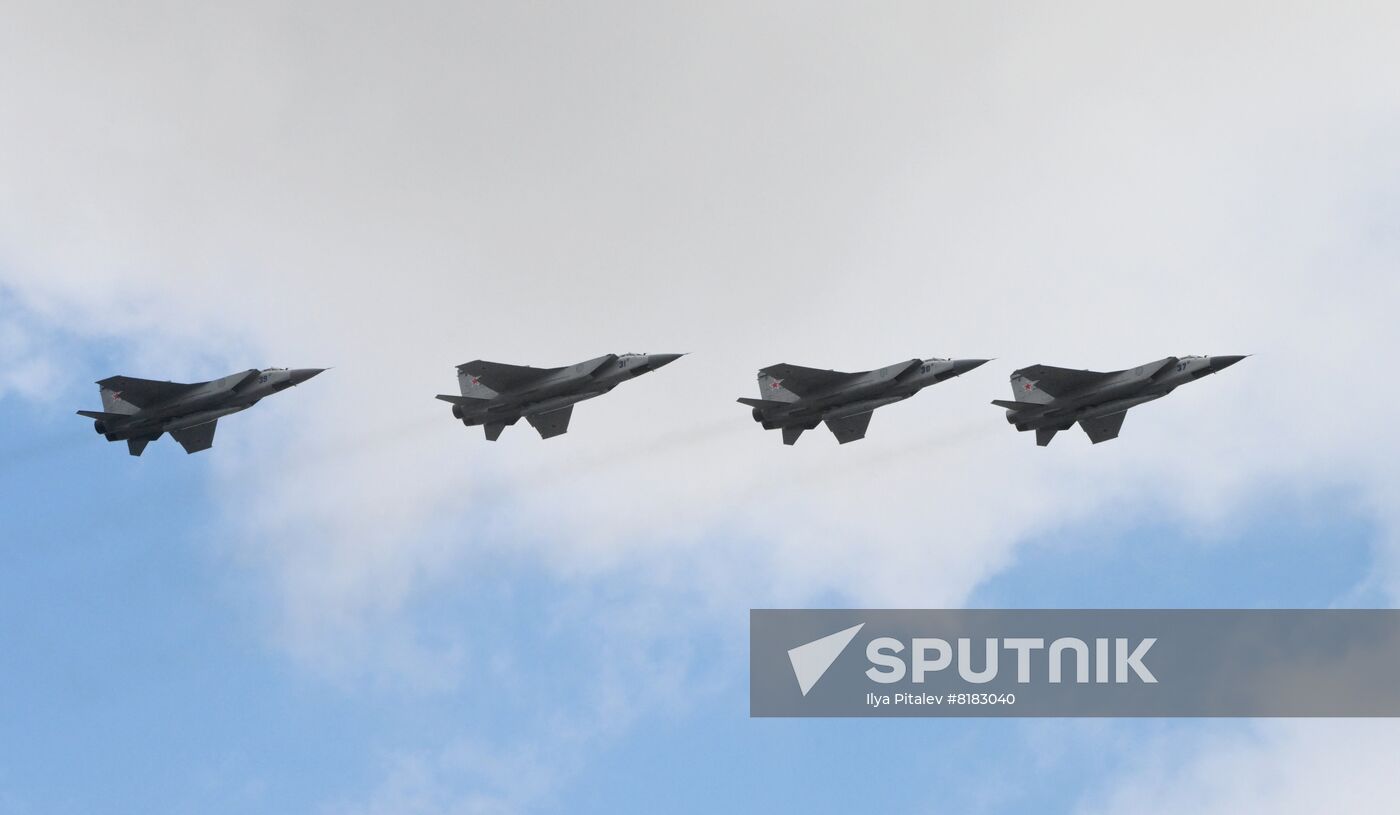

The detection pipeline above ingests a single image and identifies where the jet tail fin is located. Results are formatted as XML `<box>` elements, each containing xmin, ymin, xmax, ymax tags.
<box><xmin>756</xmin><ymin>371</ymin><xmax>802</xmax><ymax>403</ymax></box>
<box><xmin>99</xmin><ymin>386</ymin><xmax>141</xmax><ymax>415</ymax></box>
<box><xmin>127</xmin><ymin>437</ymin><xmax>153</xmax><ymax>456</ymax></box>
<box><xmin>1008</xmin><ymin>371</ymin><xmax>1058</xmax><ymax>404</ymax></box>
<box><xmin>1036</xmin><ymin>427</ymin><xmax>1059</xmax><ymax>447</ymax></box>
<box><xmin>781</xmin><ymin>426</ymin><xmax>805</xmax><ymax>445</ymax></box>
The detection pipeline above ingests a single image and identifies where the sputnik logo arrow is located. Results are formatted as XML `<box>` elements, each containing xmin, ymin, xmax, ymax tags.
<box><xmin>787</xmin><ymin>623</ymin><xmax>864</xmax><ymax>696</ymax></box>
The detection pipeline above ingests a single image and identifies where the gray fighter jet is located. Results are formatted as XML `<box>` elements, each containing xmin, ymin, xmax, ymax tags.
<box><xmin>437</xmin><ymin>353</ymin><xmax>684</xmax><ymax>440</ymax></box>
<box><xmin>78</xmin><ymin>367</ymin><xmax>326</xmax><ymax>455</ymax></box>
<box><xmin>739</xmin><ymin>357</ymin><xmax>989</xmax><ymax>445</ymax></box>
<box><xmin>994</xmin><ymin>355</ymin><xmax>1246</xmax><ymax>446</ymax></box>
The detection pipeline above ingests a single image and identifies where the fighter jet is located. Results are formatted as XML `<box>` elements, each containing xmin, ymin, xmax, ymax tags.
<box><xmin>436</xmin><ymin>353</ymin><xmax>684</xmax><ymax>440</ymax></box>
<box><xmin>994</xmin><ymin>355</ymin><xmax>1246</xmax><ymax>446</ymax></box>
<box><xmin>78</xmin><ymin>367</ymin><xmax>326</xmax><ymax>456</ymax></box>
<box><xmin>739</xmin><ymin>357</ymin><xmax>990</xmax><ymax>445</ymax></box>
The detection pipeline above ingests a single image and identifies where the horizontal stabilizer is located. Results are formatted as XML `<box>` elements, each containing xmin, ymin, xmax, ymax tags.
<box><xmin>737</xmin><ymin>397</ymin><xmax>789</xmax><ymax>410</ymax></box>
<box><xmin>991</xmin><ymin>400</ymin><xmax>1042</xmax><ymax>411</ymax></box>
<box><xmin>76</xmin><ymin>410</ymin><xmax>129</xmax><ymax>421</ymax></box>
<box><xmin>435</xmin><ymin>394</ymin><xmax>493</xmax><ymax>405</ymax></box>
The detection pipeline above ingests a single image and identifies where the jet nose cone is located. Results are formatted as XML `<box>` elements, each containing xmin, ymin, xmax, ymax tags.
<box><xmin>952</xmin><ymin>358</ymin><xmax>992</xmax><ymax>375</ymax></box>
<box><xmin>1211</xmin><ymin>355</ymin><xmax>1246</xmax><ymax>372</ymax></box>
<box><xmin>289</xmin><ymin>368</ymin><xmax>327</xmax><ymax>385</ymax></box>
<box><xmin>649</xmin><ymin>353</ymin><xmax>686</xmax><ymax>369</ymax></box>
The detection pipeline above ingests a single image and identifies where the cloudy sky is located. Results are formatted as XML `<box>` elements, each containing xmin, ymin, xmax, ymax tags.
<box><xmin>3</xmin><ymin>2</ymin><xmax>1399</xmax><ymax>812</ymax></box>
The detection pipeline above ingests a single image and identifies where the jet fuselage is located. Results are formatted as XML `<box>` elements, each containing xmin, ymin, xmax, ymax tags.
<box><xmin>755</xmin><ymin>358</ymin><xmax>985</xmax><ymax>428</ymax></box>
<box><xmin>999</xmin><ymin>355</ymin><xmax>1245</xmax><ymax>445</ymax></box>
<box><xmin>91</xmin><ymin>368</ymin><xmax>323</xmax><ymax>441</ymax></box>
<box><xmin>1005</xmin><ymin>356</ymin><xmax>1238</xmax><ymax>431</ymax></box>
<box><xmin>442</xmin><ymin>353</ymin><xmax>684</xmax><ymax>439</ymax></box>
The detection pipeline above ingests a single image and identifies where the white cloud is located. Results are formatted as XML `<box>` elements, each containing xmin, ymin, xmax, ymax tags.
<box><xmin>1076</xmin><ymin>720</ymin><xmax>1400</xmax><ymax>815</ymax></box>
<box><xmin>7</xmin><ymin>5</ymin><xmax>1400</xmax><ymax>812</ymax></box>
<box><xmin>320</xmin><ymin>575</ymin><xmax>735</xmax><ymax>815</ymax></box>
<box><xmin>2</xmin><ymin>1</ymin><xmax>1399</xmax><ymax>678</ymax></box>
<box><xmin>0</xmin><ymin>307</ymin><xmax>60</xmax><ymax>402</ymax></box>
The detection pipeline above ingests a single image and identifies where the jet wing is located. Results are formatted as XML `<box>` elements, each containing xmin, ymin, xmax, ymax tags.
<box><xmin>825</xmin><ymin>411</ymin><xmax>873</xmax><ymax>444</ymax></box>
<box><xmin>170</xmin><ymin>420</ymin><xmax>217</xmax><ymax>453</ymax></box>
<box><xmin>96</xmin><ymin>376</ymin><xmax>200</xmax><ymax>409</ymax></box>
<box><xmin>1013</xmin><ymin>365</ymin><xmax>1112</xmax><ymax>397</ymax></box>
<box><xmin>1079</xmin><ymin>411</ymin><xmax>1127</xmax><ymax>444</ymax></box>
<box><xmin>526</xmin><ymin>405</ymin><xmax>573</xmax><ymax>439</ymax></box>
<box><xmin>455</xmin><ymin>360</ymin><xmax>560</xmax><ymax>393</ymax></box>
<box><xmin>759</xmin><ymin>364</ymin><xmax>863</xmax><ymax>397</ymax></box>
